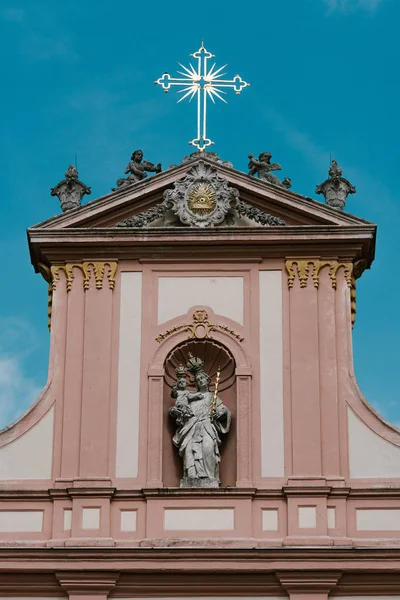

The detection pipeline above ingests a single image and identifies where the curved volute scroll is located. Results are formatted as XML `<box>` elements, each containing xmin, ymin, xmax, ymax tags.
<box><xmin>0</xmin><ymin>262</ymin><xmax>71</xmax><ymax>479</ymax></box>
<box><xmin>152</xmin><ymin>306</ymin><xmax>249</xmax><ymax>372</ymax></box>
<box><xmin>163</xmin><ymin>339</ymin><xmax>236</xmax><ymax>488</ymax></box>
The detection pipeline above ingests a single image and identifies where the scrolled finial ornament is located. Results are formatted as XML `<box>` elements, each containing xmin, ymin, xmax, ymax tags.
<box><xmin>51</xmin><ymin>165</ymin><xmax>91</xmax><ymax>213</ymax></box>
<box><xmin>316</xmin><ymin>159</ymin><xmax>356</xmax><ymax>211</ymax></box>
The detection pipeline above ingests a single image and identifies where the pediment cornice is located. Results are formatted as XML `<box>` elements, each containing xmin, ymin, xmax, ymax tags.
<box><xmin>28</xmin><ymin>223</ymin><xmax>376</xmax><ymax>270</ymax></box>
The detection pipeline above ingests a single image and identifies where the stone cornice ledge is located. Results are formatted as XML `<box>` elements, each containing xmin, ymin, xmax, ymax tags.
<box><xmin>28</xmin><ymin>225</ymin><xmax>376</xmax><ymax>270</ymax></box>
<box><xmin>141</xmin><ymin>487</ymin><xmax>257</xmax><ymax>498</ymax></box>
<box><xmin>1</xmin><ymin>568</ymin><xmax>400</xmax><ymax>596</ymax></box>
<box><xmin>3</xmin><ymin>546</ymin><xmax>400</xmax><ymax>561</ymax></box>
<box><xmin>5</xmin><ymin>484</ymin><xmax>400</xmax><ymax>501</ymax></box>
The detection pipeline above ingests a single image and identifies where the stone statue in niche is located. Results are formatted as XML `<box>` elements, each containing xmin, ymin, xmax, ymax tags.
<box><xmin>169</xmin><ymin>355</ymin><xmax>231</xmax><ymax>488</ymax></box>
<box><xmin>114</xmin><ymin>149</ymin><xmax>162</xmax><ymax>189</ymax></box>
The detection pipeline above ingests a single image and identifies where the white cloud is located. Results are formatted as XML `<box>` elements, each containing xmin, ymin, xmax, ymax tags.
<box><xmin>262</xmin><ymin>106</ymin><xmax>331</xmax><ymax>171</ymax></box>
<box><xmin>2</xmin><ymin>8</ymin><xmax>78</xmax><ymax>62</ymax></box>
<box><xmin>0</xmin><ymin>8</ymin><xmax>26</xmax><ymax>22</ymax></box>
<box><xmin>0</xmin><ymin>318</ymin><xmax>42</xmax><ymax>430</ymax></box>
<box><xmin>324</xmin><ymin>0</ymin><xmax>385</xmax><ymax>13</ymax></box>
<box><xmin>261</xmin><ymin>105</ymin><xmax>399</xmax><ymax>217</ymax></box>
<box><xmin>22</xmin><ymin>34</ymin><xmax>78</xmax><ymax>61</ymax></box>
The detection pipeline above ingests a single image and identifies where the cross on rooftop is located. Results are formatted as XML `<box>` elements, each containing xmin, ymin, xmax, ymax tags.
<box><xmin>155</xmin><ymin>42</ymin><xmax>249</xmax><ymax>152</ymax></box>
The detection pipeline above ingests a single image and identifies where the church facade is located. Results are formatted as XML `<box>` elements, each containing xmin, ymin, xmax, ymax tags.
<box><xmin>1</xmin><ymin>151</ymin><xmax>400</xmax><ymax>598</ymax></box>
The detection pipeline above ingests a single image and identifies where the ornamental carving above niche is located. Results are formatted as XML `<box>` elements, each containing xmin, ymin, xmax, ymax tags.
<box><xmin>156</xmin><ymin>310</ymin><xmax>244</xmax><ymax>344</ymax></box>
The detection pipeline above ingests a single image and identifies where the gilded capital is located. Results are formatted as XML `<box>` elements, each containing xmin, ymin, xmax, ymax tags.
<box><xmin>285</xmin><ymin>259</ymin><xmax>353</xmax><ymax>290</ymax></box>
<box><xmin>51</xmin><ymin>261</ymin><xmax>118</xmax><ymax>292</ymax></box>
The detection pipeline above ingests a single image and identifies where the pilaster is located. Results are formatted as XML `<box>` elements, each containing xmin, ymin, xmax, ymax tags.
<box><xmin>277</xmin><ymin>570</ymin><xmax>342</xmax><ymax>600</ymax></box>
<box><xmin>56</xmin><ymin>571</ymin><xmax>119</xmax><ymax>600</ymax></box>
<box><xmin>235</xmin><ymin>369</ymin><xmax>253</xmax><ymax>487</ymax></box>
<box><xmin>146</xmin><ymin>367</ymin><xmax>164</xmax><ymax>487</ymax></box>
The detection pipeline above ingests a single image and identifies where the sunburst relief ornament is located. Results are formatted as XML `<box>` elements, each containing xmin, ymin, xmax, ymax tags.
<box><xmin>155</xmin><ymin>42</ymin><xmax>249</xmax><ymax>151</ymax></box>
<box><xmin>163</xmin><ymin>161</ymin><xmax>239</xmax><ymax>228</ymax></box>
<box><xmin>187</xmin><ymin>183</ymin><xmax>217</xmax><ymax>216</ymax></box>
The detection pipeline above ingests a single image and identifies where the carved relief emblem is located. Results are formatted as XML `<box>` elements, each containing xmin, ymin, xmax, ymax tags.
<box><xmin>187</xmin><ymin>183</ymin><xmax>217</xmax><ymax>216</ymax></box>
<box><xmin>163</xmin><ymin>160</ymin><xmax>239</xmax><ymax>227</ymax></box>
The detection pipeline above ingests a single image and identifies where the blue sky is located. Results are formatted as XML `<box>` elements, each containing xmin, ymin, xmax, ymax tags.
<box><xmin>0</xmin><ymin>0</ymin><xmax>399</xmax><ymax>428</ymax></box>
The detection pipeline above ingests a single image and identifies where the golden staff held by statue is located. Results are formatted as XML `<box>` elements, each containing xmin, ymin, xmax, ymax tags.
<box><xmin>210</xmin><ymin>367</ymin><xmax>221</xmax><ymax>423</ymax></box>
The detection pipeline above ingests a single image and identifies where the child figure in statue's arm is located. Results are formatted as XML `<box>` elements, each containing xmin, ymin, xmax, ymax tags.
<box><xmin>170</xmin><ymin>374</ymin><xmax>203</xmax><ymax>425</ymax></box>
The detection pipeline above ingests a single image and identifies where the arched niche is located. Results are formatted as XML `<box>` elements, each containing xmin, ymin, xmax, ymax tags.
<box><xmin>162</xmin><ymin>338</ymin><xmax>237</xmax><ymax>487</ymax></box>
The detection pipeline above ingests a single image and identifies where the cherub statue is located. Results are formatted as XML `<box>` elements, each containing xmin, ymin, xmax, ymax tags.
<box><xmin>248</xmin><ymin>152</ymin><xmax>291</xmax><ymax>189</ymax></box>
<box><xmin>169</xmin><ymin>365</ymin><xmax>204</xmax><ymax>426</ymax></box>
<box><xmin>115</xmin><ymin>149</ymin><xmax>162</xmax><ymax>189</ymax></box>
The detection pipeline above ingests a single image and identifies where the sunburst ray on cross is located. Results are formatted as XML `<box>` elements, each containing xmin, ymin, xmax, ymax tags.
<box><xmin>155</xmin><ymin>42</ymin><xmax>249</xmax><ymax>152</ymax></box>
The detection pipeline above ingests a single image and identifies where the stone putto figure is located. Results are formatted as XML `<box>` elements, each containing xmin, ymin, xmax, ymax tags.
<box><xmin>115</xmin><ymin>149</ymin><xmax>162</xmax><ymax>189</ymax></box>
<box><xmin>248</xmin><ymin>152</ymin><xmax>291</xmax><ymax>189</ymax></box>
<box><xmin>169</xmin><ymin>355</ymin><xmax>231</xmax><ymax>488</ymax></box>
<box><xmin>51</xmin><ymin>165</ymin><xmax>91</xmax><ymax>213</ymax></box>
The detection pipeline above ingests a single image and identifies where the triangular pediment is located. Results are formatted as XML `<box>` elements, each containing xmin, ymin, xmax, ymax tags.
<box><xmin>30</xmin><ymin>155</ymin><xmax>373</xmax><ymax>231</ymax></box>
<box><xmin>28</xmin><ymin>154</ymin><xmax>376</xmax><ymax>271</ymax></box>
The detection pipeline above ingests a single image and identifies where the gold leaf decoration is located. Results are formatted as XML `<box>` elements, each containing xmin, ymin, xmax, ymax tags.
<box><xmin>156</xmin><ymin>310</ymin><xmax>244</xmax><ymax>344</ymax></box>
<box><xmin>50</xmin><ymin>261</ymin><xmax>118</xmax><ymax>292</ymax></box>
<box><xmin>285</xmin><ymin>259</ymin><xmax>353</xmax><ymax>290</ymax></box>
<box><xmin>187</xmin><ymin>182</ymin><xmax>217</xmax><ymax>215</ymax></box>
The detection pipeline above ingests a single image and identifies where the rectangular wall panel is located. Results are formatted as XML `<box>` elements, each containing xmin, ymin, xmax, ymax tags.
<box><xmin>164</xmin><ymin>508</ymin><xmax>234</xmax><ymax>531</ymax></box>
<box><xmin>356</xmin><ymin>509</ymin><xmax>400</xmax><ymax>531</ymax></box>
<box><xmin>0</xmin><ymin>408</ymin><xmax>54</xmax><ymax>480</ymax></box>
<box><xmin>116</xmin><ymin>272</ymin><xmax>142</xmax><ymax>478</ymax></box>
<box><xmin>259</xmin><ymin>271</ymin><xmax>284</xmax><ymax>477</ymax></box>
<box><xmin>0</xmin><ymin>511</ymin><xmax>43</xmax><ymax>532</ymax></box>
<box><xmin>262</xmin><ymin>509</ymin><xmax>279</xmax><ymax>531</ymax></box>
<box><xmin>158</xmin><ymin>276</ymin><xmax>244</xmax><ymax>324</ymax></box>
